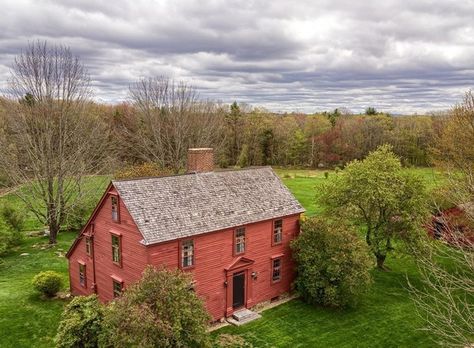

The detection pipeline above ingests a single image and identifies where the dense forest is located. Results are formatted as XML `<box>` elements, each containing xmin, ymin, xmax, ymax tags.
<box><xmin>0</xmin><ymin>90</ymin><xmax>446</xmax><ymax>183</ymax></box>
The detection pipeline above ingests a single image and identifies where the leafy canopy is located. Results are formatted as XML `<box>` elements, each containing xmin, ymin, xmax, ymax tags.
<box><xmin>318</xmin><ymin>145</ymin><xmax>428</xmax><ymax>269</ymax></box>
<box><xmin>100</xmin><ymin>266</ymin><xmax>210</xmax><ymax>348</ymax></box>
<box><xmin>55</xmin><ymin>295</ymin><xmax>104</xmax><ymax>348</ymax></box>
<box><xmin>291</xmin><ymin>217</ymin><xmax>372</xmax><ymax>307</ymax></box>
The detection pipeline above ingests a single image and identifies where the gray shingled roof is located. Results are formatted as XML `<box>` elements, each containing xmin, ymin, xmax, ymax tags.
<box><xmin>112</xmin><ymin>167</ymin><xmax>305</xmax><ymax>245</ymax></box>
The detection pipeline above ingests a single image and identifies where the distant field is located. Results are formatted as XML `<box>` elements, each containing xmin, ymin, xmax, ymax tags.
<box><xmin>0</xmin><ymin>167</ymin><xmax>444</xmax><ymax>347</ymax></box>
<box><xmin>276</xmin><ymin>166</ymin><xmax>443</xmax><ymax>216</ymax></box>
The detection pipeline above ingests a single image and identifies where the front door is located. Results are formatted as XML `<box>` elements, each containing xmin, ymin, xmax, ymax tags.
<box><xmin>232</xmin><ymin>271</ymin><xmax>245</xmax><ymax>308</ymax></box>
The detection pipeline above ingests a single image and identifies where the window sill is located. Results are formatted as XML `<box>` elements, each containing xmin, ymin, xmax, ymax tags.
<box><xmin>180</xmin><ymin>265</ymin><xmax>195</xmax><ymax>271</ymax></box>
<box><xmin>112</xmin><ymin>261</ymin><xmax>122</xmax><ymax>268</ymax></box>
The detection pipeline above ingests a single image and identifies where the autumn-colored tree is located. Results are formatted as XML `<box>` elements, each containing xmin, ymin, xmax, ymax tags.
<box><xmin>114</xmin><ymin>163</ymin><xmax>173</xmax><ymax>180</ymax></box>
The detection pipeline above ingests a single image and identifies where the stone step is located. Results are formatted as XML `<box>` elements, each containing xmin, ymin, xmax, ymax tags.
<box><xmin>232</xmin><ymin>308</ymin><xmax>255</xmax><ymax>321</ymax></box>
<box><xmin>228</xmin><ymin>309</ymin><xmax>261</xmax><ymax>326</ymax></box>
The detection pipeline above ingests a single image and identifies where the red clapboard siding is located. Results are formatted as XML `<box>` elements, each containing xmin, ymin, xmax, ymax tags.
<box><xmin>68</xmin><ymin>184</ymin><xmax>301</xmax><ymax>321</ymax></box>
<box><xmin>69</xmin><ymin>185</ymin><xmax>148</xmax><ymax>301</ymax></box>
<box><xmin>148</xmin><ymin>214</ymin><xmax>300</xmax><ymax>320</ymax></box>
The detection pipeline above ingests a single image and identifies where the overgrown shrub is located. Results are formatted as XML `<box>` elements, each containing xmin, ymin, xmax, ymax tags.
<box><xmin>291</xmin><ymin>217</ymin><xmax>372</xmax><ymax>307</ymax></box>
<box><xmin>114</xmin><ymin>162</ymin><xmax>173</xmax><ymax>180</ymax></box>
<box><xmin>0</xmin><ymin>220</ymin><xmax>20</xmax><ymax>256</ymax></box>
<box><xmin>55</xmin><ymin>295</ymin><xmax>104</xmax><ymax>348</ymax></box>
<box><xmin>32</xmin><ymin>271</ymin><xmax>62</xmax><ymax>297</ymax></box>
<box><xmin>0</xmin><ymin>222</ymin><xmax>13</xmax><ymax>256</ymax></box>
<box><xmin>100</xmin><ymin>266</ymin><xmax>210</xmax><ymax>348</ymax></box>
<box><xmin>1</xmin><ymin>203</ymin><xmax>25</xmax><ymax>232</ymax></box>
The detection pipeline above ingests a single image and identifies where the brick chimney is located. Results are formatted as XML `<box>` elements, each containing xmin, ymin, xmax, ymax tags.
<box><xmin>187</xmin><ymin>148</ymin><xmax>214</xmax><ymax>173</ymax></box>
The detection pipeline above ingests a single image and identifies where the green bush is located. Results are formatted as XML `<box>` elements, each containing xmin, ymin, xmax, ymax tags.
<box><xmin>100</xmin><ymin>266</ymin><xmax>211</xmax><ymax>348</ymax></box>
<box><xmin>291</xmin><ymin>217</ymin><xmax>372</xmax><ymax>307</ymax></box>
<box><xmin>55</xmin><ymin>295</ymin><xmax>104</xmax><ymax>348</ymax></box>
<box><xmin>0</xmin><ymin>221</ymin><xmax>18</xmax><ymax>256</ymax></box>
<box><xmin>1</xmin><ymin>203</ymin><xmax>25</xmax><ymax>232</ymax></box>
<box><xmin>32</xmin><ymin>271</ymin><xmax>62</xmax><ymax>297</ymax></box>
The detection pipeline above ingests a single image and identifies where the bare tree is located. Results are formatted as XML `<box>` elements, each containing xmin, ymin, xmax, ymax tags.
<box><xmin>410</xmin><ymin>222</ymin><xmax>473</xmax><ymax>347</ymax></box>
<box><xmin>126</xmin><ymin>77</ymin><xmax>224</xmax><ymax>173</ymax></box>
<box><xmin>409</xmin><ymin>91</ymin><xmax>474</xmax><ymax>347</ymax></box>
<box><xmin>0</xmin><ymin>41</ymin><xmax>110</xmax><ymax>243</ymax></box>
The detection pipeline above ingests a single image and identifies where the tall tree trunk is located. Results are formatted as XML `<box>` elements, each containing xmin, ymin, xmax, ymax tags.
<box><xmin>376</xmin><ymin>253</ymin><xmax>388</xmax><ymax>270</ymax></box>
<box><xmin>48</xmin><ymin>219</ymin><xmax>60</xmax><ymax>244</ymax></box>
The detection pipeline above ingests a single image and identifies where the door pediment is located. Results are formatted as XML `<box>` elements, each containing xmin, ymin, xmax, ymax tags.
<box><xmin>225</xmin><ymin>256</ymin><xmax>255</xmax><ymax>271</ymax></box>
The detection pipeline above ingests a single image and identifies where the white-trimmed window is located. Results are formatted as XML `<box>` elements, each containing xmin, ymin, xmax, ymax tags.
<box><xmin>85</xmin><ymin>237</ymin><xmax>92</xmax><ymax>256</ymax></box>
<box><xmin>272</xmin><ymin>258</ymin><xmax>282</xmax><ymax>282</ymax></box>
<box><xmin>235</xmin><ymin>227</ymin><xmax>246</xmax><ymax>254</ymax></box>
<box><xmin>79</xmin><ymin>263</ymin><xmax>86</xmax><ymax>287</ymax></box>
<box><xmin>181</xmin><ymin>240</ymin><xmax>194</xmax><ymax>268</ymax></box>
<box><xmin>111</xmin><ymin>196</ymin><xmax>119</xmax><ymax>222</ymax></box>
<box><xmin>112</xmin><ymin>279</ymin><xmax>123</xmax><ymax>298</ymax></box>
<box><xmin>111</xmin><ymin>234</ymin><xmax>121</xmax><ymax>265</ymax></box>
<box><xmin>273</xmin><ymin>219</ymin><xmax>283</xmax><ymax>245</ymax></box>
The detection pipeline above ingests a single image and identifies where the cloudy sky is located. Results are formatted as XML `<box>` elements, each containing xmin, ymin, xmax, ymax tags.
<box><xmin>1</xmin><ymin>0</ymin><xmax>473</xmax><ymax>113</ymax></box>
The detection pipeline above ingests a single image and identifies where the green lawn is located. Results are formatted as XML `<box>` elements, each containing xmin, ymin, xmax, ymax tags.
<box><xmin>0</xmin><ymin>176</ymin><xmax>110</xmax><ymax>348</ymax></box>
<box><xmin>213</xmin><ymin>257</ymin><xmax>434</xmax><ymax>347</ymax></box>
<box><xmin>0</xmin><ymin>168</ymin><xmax>443</xmax><ymax>347</ymax></box>
<box><xmin>0</xmin><ymin>231</ymin><xmax>76</xmax><ymax>347</ymax></box>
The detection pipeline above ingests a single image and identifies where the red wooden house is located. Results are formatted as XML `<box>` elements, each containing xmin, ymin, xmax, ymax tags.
<box><xmin>66</xmin><ymin>148</ymin><xmax>304</xmax><ymax>321</ymax></box>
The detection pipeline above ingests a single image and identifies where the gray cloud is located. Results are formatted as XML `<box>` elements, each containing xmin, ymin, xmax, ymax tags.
<box><xmin>1</xmin><ymin>0</ymin><xmax>473</xmax><ymax>113</ymax></box>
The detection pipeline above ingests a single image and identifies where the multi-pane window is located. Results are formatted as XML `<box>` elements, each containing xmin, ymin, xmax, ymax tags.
<box><xmin>181</xmin><ymin>240</ymin><xmax>194</xmax><ymax>268</ymax></box>
<box><xmin>272</xmin><ymin>258</ymin><xmax>282</xmax><ymax>282</ymax></box>
<box><xmin>273</xmin><ymin>219</ymin><xmax>283</xmax><ymax>244</ymax></box>
<box><xmin>85</xmin><ymin>237</ymin><xmax>92</xmax><ymax>256</ymax></box>
<box><xmin>112</xmin><ymin>279</ymin><xmax>123</xmax><ymax>298</ymax></box>
<box><xmin>235</xmin><ymin>227</ymin><xmax>246</xmax><ymax>254</ymax></box>
<box><xmin>111</xmin><ymin>196</ymin><xmax>119</xmax><ymax>222</ymax></box>
<box><xmin>79</xmin><ymin>263</ymin><xmax>86</xmax><ymax>287</ymax></box>
<box><xmin>111</xmin><ymin>234</ymin><xmax>121</xmax><ymax>264</ymax></box>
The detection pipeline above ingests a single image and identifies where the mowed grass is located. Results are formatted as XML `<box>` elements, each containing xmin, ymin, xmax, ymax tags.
<box><xmin>0</xmin><ymin>176</ymin><xmax>110</xmax><ymax>348</ymax></box>
<box><xmin>0</xmin><ymin>168</ymin><xmax>443</xmax><ymax>347</ymax></box>
<box><xmin>0</xmin><ymin>231</ymin><xmax>76</xmax><ymax>347</ymax></box>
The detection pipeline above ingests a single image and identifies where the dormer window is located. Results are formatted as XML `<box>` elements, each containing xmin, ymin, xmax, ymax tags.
<box><xmin>273</xmin><ymin>219</ymin><xmax>283</xmax><ymax>245</ymax></box>
<box><xmin>111</xmin><ymin>196</ymin><xmax>119</xmax><ymax>222</ymax></box>
<box><xmin>235</xmin><ymin>227</ymin><xmax>246</xmax><ymax>254</ymax></box>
